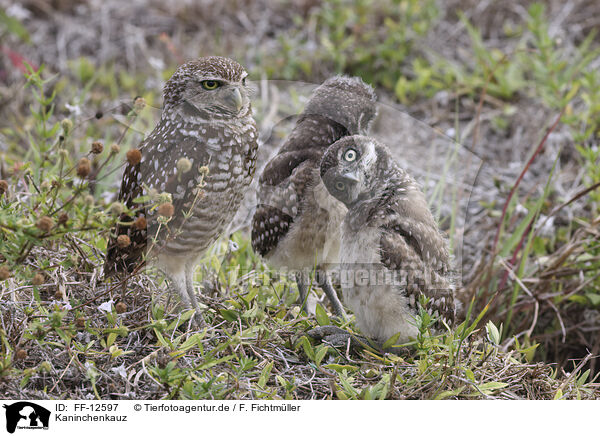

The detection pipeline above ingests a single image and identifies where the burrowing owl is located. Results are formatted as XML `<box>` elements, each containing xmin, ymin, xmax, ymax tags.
<box><xmin>251</xmin><ymin>76</ymin><xmax>377</xmax><ymax>318</ymax></box>
<box><xmin>104</xmin><ymin>57</ymin><xmax>258</xmax><ymax>325</ymax></box>
<box><xmin>314</xmin><ymin>135</ymin><xmax>455</xmax><ymax>348</ymax></box>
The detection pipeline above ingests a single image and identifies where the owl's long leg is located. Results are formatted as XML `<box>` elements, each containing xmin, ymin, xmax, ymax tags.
<box><xmin>165</xmin><ymin>268</ymin><xmax>189</xmax><ymax>307</ymax></box>
<box><xmin>184</xmin><ymin>262</ymin><xmax>206</xmax><ymax>327</ymax></box>
<box><xmin>295</xmin><ymin>271</ymin><xmax>310</xmax><ymax>313</ymax></box>
<box><xmin>317</xmin><ymin>269</ymin><xmax>347</xmax><ymax>319</ymax></box>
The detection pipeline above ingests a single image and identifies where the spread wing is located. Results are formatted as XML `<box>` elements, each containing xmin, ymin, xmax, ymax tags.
<box><xmin>251</xmin><ymin>114</ymin><xmax>347</xmax><ymax>257</ymax></box>
<box><xmin>251</xmin><ymin>155</ymin><xmax>318</xmax><ymax>256</ymax></box>
<box><xmin>379</xmin><ymin>218</ymin><xmax>454</xmax><ymax>325</ymax></box>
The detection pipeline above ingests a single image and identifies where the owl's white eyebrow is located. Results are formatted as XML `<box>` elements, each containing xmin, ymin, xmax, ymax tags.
<box><xmin>240</xmin><ymin>71</ymin><xmax>248</xmax><ymax>80</ymax></box>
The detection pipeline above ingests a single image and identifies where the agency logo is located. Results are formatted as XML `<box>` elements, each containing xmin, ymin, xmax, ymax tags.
<box><xmin>2</xmin><ymin>402</ymin><xmax>50</xmax><ymax>433</ymax></box>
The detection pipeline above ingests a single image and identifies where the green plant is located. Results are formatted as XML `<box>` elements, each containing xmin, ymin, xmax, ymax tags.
<box><xmin>265</xmin><ymin>0</ymin><xmax>438</xmax><ymax>93</ymax></box>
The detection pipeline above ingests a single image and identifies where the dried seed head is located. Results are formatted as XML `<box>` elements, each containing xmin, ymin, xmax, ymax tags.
<box><xmin>40</xmin><ymin>180</ymin><xmax>51</xmax><ymax>190</ymax></box>
<box><xmin>126</xmin><ymin>149</ymin><xmax>142</xmax><ymax>166</ymax></box>
<box><xmin>37</xmin><ymin>216</ymin><xmax>54</xmax><ymax>232</ymax></box>
<box><xmin>77</xmin><ymin>157</ymin><xmax>91</xmax><ymax>178</ymax></box>
<box><xmin>15</xmin><ymin>349</ymin><xmax>28</xmax><ymax>360</ymax></box>
<box><xmin>115</xmin><ymin>302</ymin><xmax>127</xmax><ymax>314</ymax></box>
<box><xmin>158</xmin><ymin>202</ymin><xmax>174</xmax><ymax>218</ymax></box>
<box><xmin>109</xmin><ymin>202</ymin><xmax>124</xmax><ymax>215</ymax></box>
<box><xmin>38</xmin><ymin>361</ymin><xmax>52</xmax><ymax>373</ymax></box>
<box><xmin>58</xmin><ymin>213</ymin><xmax>69</xmax><ymax>226</ymax></box>
<box><xmin>157</xmin><ymin>192</ymin><xmax>172</xmax><ymax>205</ymax></box>
<box><xmin>134</xmin><ymin>216</ymin><xmax>147</xmax><ymax>230</ymax></box>
<box><xmin>61</xmin><ymin>119</ymin><xmax>73</xmax><ymax>135</ymax></box>
<box><xmin>76</xmin><ymin>317</ymin><xmax>86</xmax><ymax>328</ymax></box>
<box><xmin>84</xmin><ymin>194</ymin><xmax>95</xmax><ymax>207</ymax></box>
<box><xmin>59</xmin><ymin>149</ymin><xmax>69</xmax><ymax>160</ymax></box>
<box><xmin>0</xmin><ymin>180</ymin><xmax>8</xmax><ymax>196</ymax></box>
<box><xmin>32</xmin><ymin>273</ymin><xmax>45</xmax><ymax>286</ymax></box>
<box><xmin>54</xmin><ymin>289</ymin><xmax>63</xmax><ymax>299</ymax></box>
<box><xmin>198</xmin><ymin>165</ymin><xmax>210</xmax><ymax>176</ymax></box>
<box><xmin>116</xmin><ymin>234</ymin><xmax>131</xmax><ymax>248</ymax></box>
<box><xmin>91</xmin><ymin>141</ymin><xmax>104</xmax><ymax>154</ymax></box>
<box><xmin>133</xmin><ymin>96</ymin><xmax>146</xmax><ymax>113</ymax></box>
<box><xmin>0</xmin><ymin>265</ymin><xmax>10</xmax><ymax>281</ymax></box>
<box><xmin>177</xmin><ymin>157</ymin><xmax>192</xmax><ymax>174</ymax></box>
<box><xmin>110</xmin><ymin>143</ymin><xmax>121</xmax><ymax>154</ymax></box>
<box><xmin>148</xmin><ymin>188</ymin><xmax>159</xmax><ymax>202</ymax></box>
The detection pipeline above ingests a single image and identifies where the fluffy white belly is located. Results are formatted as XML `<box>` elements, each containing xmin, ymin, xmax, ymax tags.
<box><xmin>340</xmin><ymin>224</ymin><xmax>418</xmax><ymax>343</ymax></box>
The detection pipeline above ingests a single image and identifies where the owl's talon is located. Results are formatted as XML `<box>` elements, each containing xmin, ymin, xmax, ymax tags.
<box><xmin>191</xmin><ymin>311</ymin><xmax>207</xmax><ymax>328</ymax></box>
<box><xmin>308</xmin><ymin>325</ymin><xmax>365</xmax><ymax>351</ymax></box>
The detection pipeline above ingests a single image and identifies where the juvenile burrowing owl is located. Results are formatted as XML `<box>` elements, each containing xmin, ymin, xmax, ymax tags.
<box><xmin>251</xmin><ymin>76</ymin><xmax>377</xmax><ymax>318</ymax></box>
<box><xmin>313</xmin><ymin>135</ymin><xmax>455</xmax><ymax>348</ymax></box>
<box><xmin>104</xmin><ymin>57</ymin><xmax>258</xmax><ymax>325</ymax></box>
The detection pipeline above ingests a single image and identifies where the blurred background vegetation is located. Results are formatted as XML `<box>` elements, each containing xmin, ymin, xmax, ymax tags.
<box><xmin>0</xmin><ymin>0</ymin><xmax>599</xmax><ymax>399</ymax></box>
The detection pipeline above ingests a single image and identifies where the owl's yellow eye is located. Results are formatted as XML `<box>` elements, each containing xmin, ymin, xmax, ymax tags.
<box><xmin>201</xmin><ymin>80</ymin><xmax>221</xmax><ymax>90</ymax></box>
<box><xmin>344</xmin><ymin>148</ymin><xmax>357</xmax><ymax>162</ymax></box>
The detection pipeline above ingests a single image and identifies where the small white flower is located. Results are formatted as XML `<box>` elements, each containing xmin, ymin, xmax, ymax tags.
<box><xmin>6</xmin><ymin>4</ymin><xmax>31</xmax><ymax>20</ymax></box>
<box><xmin>65</xmin><ymin>103</ymin><xmax>82</xmax><ymax>116</ymax></box>
<box><xmin>111</xmin><ymin>364</ymin><xmax>128</xmax><ymax>378</ymax></box>
<box><xmin>98</xmin><ymin>300</ymin><xmax>114</xmax><ymax>313</ymax></box>
<box><xmin>148</xmin><ymin>57</ymin><xmax>165</xmax><ymax>71</ymax></box>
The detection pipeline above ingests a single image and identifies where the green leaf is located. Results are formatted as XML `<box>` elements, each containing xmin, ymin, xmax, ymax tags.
<box><xmin>106</xmin><ymin>332</ymin><xmax>117</xmax><ymax>348</ymax></box>
<box><xmin>434</xmin><ymin>387</ymin><xmax>465</xmax><ymax>400</ymax></box>
<box><xmin>465</xmin><ymin>369</ymin><xmax>475</xmax><ymax>382</ymax></box>
<box><xmin>324</xmin><ymin>363</ymin><xmax>359</xmax><ymax>373</ymax></box>
<box><xmin>577</xmin><ymin>369</ymin><xmax>590</xmax><ymax>387</ymax></box>
<box><xmin>195</xmin><ymin>354</ymin><xmax>235</xmax><ymax>370</ymax></box>
<box><xmin>0</xmin><ymin>9</ymin><xmax>30</xmax><ymax>42</ymax></box>
<box><xmin>153</xmin><ymin>329</ymin><xmax>171</xmax><ymax>348</ymax></box>
<box><xmin>167</xmin><ymin>309</ymin><xmax>195</xmax><ymax>330</ymax></box>
<box><xmin>383</xmin><ymin>331</ymin><xmax>403</xmax><ymax>349</ymax></box>
<box><xmin>485</xmin><ymin>321</ymin><xmax>502</xmax><ymax>345</ymax></box>
<box><xmin>315</xmin><ymin>304</ymin><xmax>329</xmax><ymax>326</ymax></box>
<box><xmin>219</xmin><ymin>309</ymin><xmax>239</xmax><ymax>322</ymax></box>
<box><xmin>314</xmin><ymin>345</ymin><xmax>329</xmax><ymax>366</ymax></box>
<box><xmin>258</xmin><ymin>361</ymin><xmax>274</xmax><ymax>389</ymax></box>
<box><xmin>585</xmin><ymin>293</ymin><xmax>600</xmax><ymax>306</ymax></box>
<box><xmin>477</xmin><ymin>381</ymin><xmax>508</xmax><ymax>395</ymax></box>
<box><xmin>297</xmin><ymin>336</ymin><xmax>315</xmax><ymax>361</ymax></box>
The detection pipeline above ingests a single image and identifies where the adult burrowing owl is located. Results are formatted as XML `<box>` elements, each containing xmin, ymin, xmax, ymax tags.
<box><xmin>251</xmin><ymin>76</ymin><xmax>377</xmax><ymax>318</ymax></box>
<box><xmin>104</xmin><ymin>57</ymin><xmax>258</xmax><ymax>325</ymax></box>
<box><xmin>313</xmin><ymin>135</ymin><xmax>455</xmax><ymax>348</ymax></box>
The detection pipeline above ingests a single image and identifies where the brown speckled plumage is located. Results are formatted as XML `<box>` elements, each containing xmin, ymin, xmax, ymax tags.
<box><xmin>320</xmin><ymin>135</ymin><xmax>455</xmax><ymax>344</ymax></box>
<box><xmin>251</xmin><ymin>76</ymin><xmax>377</xmax><ymax>317</ymax></box>
<box><xmin>105</xmin><ymin>57</ymin><xmax>258</xmax><ymax>324</ymax></box>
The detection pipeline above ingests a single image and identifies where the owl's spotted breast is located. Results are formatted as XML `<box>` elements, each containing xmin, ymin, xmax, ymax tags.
<box><xmin>104</xmin><ymin>56</ymin><xmax>258</xmax><ymax>326</ymax></box>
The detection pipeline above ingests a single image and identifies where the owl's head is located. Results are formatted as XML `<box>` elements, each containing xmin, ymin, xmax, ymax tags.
<box><xmin>164</xmin><ymin>56</ymin><xmax>251</xmax><ymax>119</ymax></box>
<box><xmin>320</xmin><ymin>135</ymin><xmax>390</xmax><ymax>206</ymax></box>
<box><xmin>305</xmin><ymin>76</ymin><xmax>377</xmax><ymax>134</ymax></box>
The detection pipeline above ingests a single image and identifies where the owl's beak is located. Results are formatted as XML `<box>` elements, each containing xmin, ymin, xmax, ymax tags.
<box><xmin>341</xmin><ymin>171</ymin><xmax>360</xmax><ymax>183</ymax></box>
<box><xmin>224</xmin><ymin>87</ymin><xmax>243</xmax><ymax>113</ymax></box>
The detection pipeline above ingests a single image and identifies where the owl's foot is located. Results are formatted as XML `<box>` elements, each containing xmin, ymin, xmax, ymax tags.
<box><xmin>191</xmin><ymin>311</ymin><xmax>206</xmax><ymax>328</ymax></box>
<box><xmin>308</xmin><ymin>325</ymin><xmax>411</xmax><ymax>357</ymax></box>
<box><xmin>307</xmin><ymin>325</ymin><xmax>368</xmax><ymax>352</ymax></box>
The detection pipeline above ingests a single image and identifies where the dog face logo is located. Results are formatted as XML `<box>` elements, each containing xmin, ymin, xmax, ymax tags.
<box><xmin>3</xmin><ymin>402</ymin><xmax>50</xmax><ymax>433</ymax></box>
